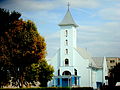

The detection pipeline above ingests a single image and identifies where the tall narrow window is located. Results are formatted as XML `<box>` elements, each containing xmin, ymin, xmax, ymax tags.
<box><xmin>74</xmin><ymin>69</ymin><xmax>77</xmax><ymax>75</ymax></box>
<box><xmin>58</xmin><ymin>69</ymin><xmax>60</xmax><ymax>76</ymax></box>
<box><xmin>65</xmin><ymin>30</ymin><xmax>68</xmax><ymax>37</ymax></box>
<box><xmin>65</xmin><ymin>59</ymin><xmax>69</xmax><ymax>66</ymax></box>
<box><xmin>58</xmin><ymin>69</ymin><xmax>60</xmax><ymax>85</ymax></box>
<box><xmin>65</xmin><ymin>49</ymin><xmax>68</xmax><ymax>54</ymax></box>
<box><xmin>65</xmin><ymin>40</ymin><xmax>68</xmax><ymax>46</ymax></box>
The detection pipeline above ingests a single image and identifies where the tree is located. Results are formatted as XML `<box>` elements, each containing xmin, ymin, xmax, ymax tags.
<box><xmin>0</xmin><ymin>8</ymin><xmax>21</xmax><ymax>36</ymax></box>
<box><xmin>8</xmin><ymin>20</ymin><xmax>47</xmax><ymax>88</ymax></box>
<box><xmin>38</xmin><ymin>59</ymin><xmax>54</xmax><ymax>87</ymax></box>
<box><xmin>0</xmin><ymin>60</ymin><xmax>11</xmax><ymax>88</ymax></box>
<box><xmin>109</xmin><ymin>63</ymin><xmax>120</xmax><ymax>86</ymax></box>
<box><xmin>0</xmin><ymin>8</ymin><xmax>21</xmax><ymax>88</ymax></box>
<box><xmin>26</xmin><ymin>59</ymin><xmax>54</xmax><ymax>87</ymax></box>
<box><xmin>0</xmin><ymin>8</ymin><xmax>54</xmax><ymax>88</ymax></box>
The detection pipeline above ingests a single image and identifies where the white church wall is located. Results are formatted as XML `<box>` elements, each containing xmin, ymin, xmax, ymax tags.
<box><xmin>103</xmin><ymin>57</ymin><xmax>108</xmax><ymax>85</ymax></box>
<box><xmin>48</xmin><ymin>49</ymin><xmax>60</xmax><ymax>75</ymax></box>
<box><xmin>73</xmin><ymin>48</ymin><xmax>91</xmax><ymax>87</ymax></box>
<box><xmin>47</xmin><ymin>49</ymin><xmax>61</xmax><ymax>87</ymax></box>
<box><xmin>88</xmin><ymin>68</ymin><xmax>92</xmax><ymax>87</ymax></box>
<box><xmin>60</xmin><ymin>66</ymin><xmax>74</xmax><ymax>75</ymax></box>
<box><xmin>96</xmin><ymin>69</ymin><xmax>103</xmax><ymax>82</ymax></box>
<box><xmin>91</xmin><ymin>69</ymin><xmax>97</xmax><ymax>89</ymax></box>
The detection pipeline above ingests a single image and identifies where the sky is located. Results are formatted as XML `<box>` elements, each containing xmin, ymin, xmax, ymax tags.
<box><xmin>0</xmin><ymin>0</ymin><xmax>120</xmax><ymax>59</ymax></box>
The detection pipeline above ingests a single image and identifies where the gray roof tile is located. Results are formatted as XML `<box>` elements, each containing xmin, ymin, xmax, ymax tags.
<box><xmin>58</xmin><ymin>9</ymin><xmax>78</xmax><ymax>27</ymax></box>
<box><xmin>92</xmin><ymin>57</ymin><xmax>104</xmax><ymax>68</ymax></box>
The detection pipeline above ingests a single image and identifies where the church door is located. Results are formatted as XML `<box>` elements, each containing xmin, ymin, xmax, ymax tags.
<box><xmin>62</xmin><ymin>78</ymin><xmax>68</xmax><ymax>87</ymax></box>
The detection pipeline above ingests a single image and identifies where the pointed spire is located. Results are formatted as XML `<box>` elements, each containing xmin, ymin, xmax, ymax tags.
<box><xmin>58</xmin><ymin>3</ymin><xmax>78</xmax><ymax>27</ymax></box>
<box><xmin>67</xmin><ymin>2</ymin><xmax>70</xmax><ymax>11</ymax></box>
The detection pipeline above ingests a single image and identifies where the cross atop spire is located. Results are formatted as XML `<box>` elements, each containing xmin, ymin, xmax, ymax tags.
<box><xmin>58</xmin><ymin>3</ymin><xmax>78</xmax><ymax>27</ymax></box>
<box><xmin>67</xmin><ymin>2</ymin><xmax>70</xmax><ymax>11</ymax></box>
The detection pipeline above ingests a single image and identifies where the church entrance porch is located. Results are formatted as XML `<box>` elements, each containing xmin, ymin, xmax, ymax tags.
<box><xmin>62</xmin><ymin>78</ymin><xmax>70</xmax><ymax>87</ymax></box>
<box><xmin>53</xmin><ymin>75</ymin><xmax>80</xmax><ymax>87</ymax></box>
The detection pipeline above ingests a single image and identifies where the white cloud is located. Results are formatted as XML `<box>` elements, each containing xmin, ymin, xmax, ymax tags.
<box><xmin>45</xmin><ymin>31</ymin><xmax>60</xmax><ymax>40</ymax></box>
<box><xmin>98</xmin><ymin>8</ymin><xmax>120</xmax><ymax>20</ymax></box>
<box><xmin>1</xmin><ymin>0</ymin><xmax>120</xmax><ymax>58</ymax></box>
<box><xmin>22</xmin><ymin>11</ymin><xmax>62</xmax><ymax>24</ymax></box>
<box><xmin>46</xmin><ymin>21</ymin><xmax>120</xmax><ymax>58</ymax></box>
<box><xmin>78</xmin><ymin>22</ymin><xmax>120</xmax><ymax>42</ymax></box>
<box><xmin>77</xmin><ymin>21</ymin><xmax>120</xmax><ymax>57</ymax></box>
<box><xmin>0</xmin><ymin>0</ymin><xmax>102</xmax><ymax>12</ymax></box>
<box><xmin>116</xmin><ymin>3</ymin><xmax>120</xmax><ymax>7</ymax></box>
<box><xmin>45</xmin><ymin>31</ymin><xmax>60</xmax><ymax>58</ymax></box>
<box><xmin>78</xmin><ymin>25</ymin><xmax>101</xmax><ymax>33</ymax></box>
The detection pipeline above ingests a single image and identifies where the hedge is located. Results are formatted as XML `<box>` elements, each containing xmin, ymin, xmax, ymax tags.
<box><xmin>0</xmin><ymin>87</ymin><xmax>93</xmax><ymax>90</ymax></box>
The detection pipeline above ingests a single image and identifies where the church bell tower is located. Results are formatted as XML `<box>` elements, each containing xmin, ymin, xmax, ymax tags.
<box><xmin>49</xmin><ymin>4</ymin><xmax>81</xmax><ymax>87</ymax></box>
<box><xmin>58</xmin><ymin>4</ymin><xmax>78</xmax><ymax>68</ymax></box>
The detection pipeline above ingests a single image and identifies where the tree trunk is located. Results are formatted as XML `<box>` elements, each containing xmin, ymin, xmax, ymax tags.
<box><xmin>20</xmin><ymin>75</ymin><xmax>24</xmax><ymax>88</ymax></box>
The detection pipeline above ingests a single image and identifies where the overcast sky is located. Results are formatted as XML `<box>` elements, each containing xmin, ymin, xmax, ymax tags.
<box><xmin>0</xmin><ymin>0</ymin><xmax>120</xmax><ymax>58</ymax></box>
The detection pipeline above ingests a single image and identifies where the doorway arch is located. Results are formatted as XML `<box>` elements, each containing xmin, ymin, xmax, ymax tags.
<box><xmin>62</xmin><ymin>71</ymin><xmax>71</xmax><ymax>75</ymax></box>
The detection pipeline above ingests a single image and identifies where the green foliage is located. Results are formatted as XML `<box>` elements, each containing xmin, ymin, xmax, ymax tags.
<box><xmin>26</xmin><ymin>59</ymin><xmax>54</xmax><ymax>87</ymax></box>
<box><xmin>109</xmin><ymin>63</ymin><xmax>120</xmax><ymax>86</ymax></box>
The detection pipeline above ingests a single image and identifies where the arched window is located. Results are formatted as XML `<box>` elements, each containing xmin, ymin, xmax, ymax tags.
<box><xmin>74</xmin><ymin>69</ymin><xmax>77</xmax><ymax>85</ymax></box>
<box><xmin>65</xmin><ymin>30</ymin><xmax>68</xmax><ymax>37</ymax></box>
<box><xmin>74</xmin><ymin>69</ymin><xmax>77</xmax><ymax>75</ymax></box>
<box><xmin>62</xmin><ymin>71</ymin><xmax>71</xmax><ymax>75</ymax></box>
<box><xmin>65</xmin><ymin>59</ymin><xmax>69</xmax><ymax>66</ymax></box>
<box><xmin>58</xmin><ymin>69</ymin><xmax>60</xmax><ymax>76</ymax></box>
<box><xmin>65</xmin><ymin>40</ymin><xmax>68</xmax><ymax>46</ymax></box>
<box><xmin>65</xmin><ymin>49</ymin><xmax>68</xmax><ymax>54</ymax></box>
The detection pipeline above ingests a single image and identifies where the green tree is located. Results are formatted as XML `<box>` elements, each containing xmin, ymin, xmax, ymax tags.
<box><xmin>26</xmin><ymin>59</ymin><xmax>54</xmax><ymax>87</ymax></box>
<box><xmin>109</xmin><ymin>63</ymin><xmax>120</xmax><ymax>86</ymax></box>
<box><xmin>39</xmin><ymin>59</ymin><xmax>54</xmax><ymax>87</ymax></box>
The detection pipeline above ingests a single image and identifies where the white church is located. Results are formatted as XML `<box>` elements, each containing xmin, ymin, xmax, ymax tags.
<box><xmin>47</xmin><ymin>6</ymin><xmax>108</xmax><ymax>89</ymax></box>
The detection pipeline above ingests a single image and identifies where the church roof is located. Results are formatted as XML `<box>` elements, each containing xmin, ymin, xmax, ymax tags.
<box><xmin>76</xmin><ymin>48</ymin><xmax>98</xmax><ymax>68</ymax></box>
<box><xmin>92</xmin><ymin>57</ymin><xmax>104</xmax><ymax>68</ymax></box>
<box><xmin>58</xmin><ymin>9</ymin><xmax>78</xmax><ymax>27</ymax></box>
<box><xmin>76</xmin><ymin>48</ymin><xmax>105</xmax><ymax>69</ymax></box>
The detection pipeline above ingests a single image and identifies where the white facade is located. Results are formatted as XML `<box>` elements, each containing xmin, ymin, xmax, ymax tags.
<box><xmin>47</xmin><ymin>8</ymin><xmax>108</xmax><ymax>89</ymax></box>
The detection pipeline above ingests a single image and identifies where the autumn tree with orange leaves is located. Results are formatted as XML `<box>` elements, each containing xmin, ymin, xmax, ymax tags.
<box><xmin>0</xmin><ymin>8</ymin><xmax>54</xmax><ymax>88</ymax></box>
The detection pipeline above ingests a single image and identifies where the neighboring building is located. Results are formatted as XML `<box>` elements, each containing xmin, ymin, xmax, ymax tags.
<box><xmin>106</xmin><ymin>57</ymin><xmax>120</xmax><ymax>71</ymax></box>
<box><xmin>47</xmin><ymin>6</ymin><xmax>108</xmax><ymax>89</ymax></box>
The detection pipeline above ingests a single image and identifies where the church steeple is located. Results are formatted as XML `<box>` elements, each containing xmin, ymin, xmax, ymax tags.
<box><xmin>67</xmin><ymin>2</ymin><xmax>70</xmax><ymax>11</ymax></box>
<box><xmin>58</xmin><ymin>3</ymin><xmax>78</xmax><ymax>27</ymax></box>
<box><xmin>59</xmin><ymin>4</ymin><xmax>77</xmax><ymax>67</ymax></box>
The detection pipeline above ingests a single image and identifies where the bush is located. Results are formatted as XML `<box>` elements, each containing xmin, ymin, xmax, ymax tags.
<box><xmin>0</xmin><ymin>87</ymin><xmax>93</xmax><ymax>90</ymax></box>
